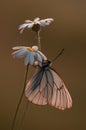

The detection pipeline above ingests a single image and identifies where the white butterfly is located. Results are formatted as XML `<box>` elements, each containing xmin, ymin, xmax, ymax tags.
<box><xmin>25</xmin><ymin>60</ymin><xmax>72</xmax><ymax>110</ymax></box>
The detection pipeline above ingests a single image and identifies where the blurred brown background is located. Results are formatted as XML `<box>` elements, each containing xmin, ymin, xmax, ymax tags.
<box><xmin>0</xmin><ymin>0</ymin><xmax>86</xmax><ymax>130</ymax></box>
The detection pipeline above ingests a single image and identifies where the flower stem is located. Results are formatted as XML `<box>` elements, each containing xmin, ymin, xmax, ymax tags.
<box><xmin>18</xmin><ymin>100</ymin><xmax>29</xmax><ymax>130</ymax></box>
<box><xmin>11</xmin><ymin>64</ymin><xmax>29</xmax><ymax>130</ymax></box>
<box><xmin>36</xmin><ymin>31</ymin><xmax>41</xmax><ymax>50</ymax></box>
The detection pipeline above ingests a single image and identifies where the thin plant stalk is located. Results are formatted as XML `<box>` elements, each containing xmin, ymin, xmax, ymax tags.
<box><xmin>18</xmin><ymin>100</ymin><xmax>29</xmax><ymax>130</ymax></box>
<box><xmin>11</xmin><ymin>64</ymin><xmax>29</xmax><ymax>130</ymax></box>
<box><xmin>36</xmin><ymin>31</ymin><xmax>41</xmax><ymax>50</ymax></box>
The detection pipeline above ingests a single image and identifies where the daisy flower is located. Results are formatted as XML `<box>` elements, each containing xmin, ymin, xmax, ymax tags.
<box><xmin>19</xmin><ymin>17</ymin><xmax>54</xmax><ymax>33</ymax></box>
<box><xmin>12</xmin><ymin>45</ymin><xmax>47</xmax><ymax>66</ymax></box>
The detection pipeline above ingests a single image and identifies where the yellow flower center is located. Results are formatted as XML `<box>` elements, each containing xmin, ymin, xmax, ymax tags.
<box><xmin>27</xmin><ymin>47</ymin><xmax>38</xmax><ymax>52</ymax></box>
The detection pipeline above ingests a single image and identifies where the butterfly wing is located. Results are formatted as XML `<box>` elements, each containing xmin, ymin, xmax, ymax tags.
<box><xmin>25</xmin><ymin>67</ymin><xmax>54</xmax><ymax>105</ymax></box>
<box><xmin>25</xmin><ymin>67</ymin><xmax>72</xmax><ymax>110</ymax></box>
<box><xmin>49</xmin><ymin>68</ymin><xmax>72</xmax><ymax>110</ymax></box>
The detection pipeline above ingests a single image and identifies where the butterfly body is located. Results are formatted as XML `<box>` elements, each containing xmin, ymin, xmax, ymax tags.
<box><xmin>42</xmin><ymin>60</ymin><xmax>51</xmax><ymax>69</ymax></box>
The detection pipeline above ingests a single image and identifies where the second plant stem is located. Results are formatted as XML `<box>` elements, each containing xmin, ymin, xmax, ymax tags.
<box><xmin>11</xmin><ymin>64</ymin><xmax>29</xmax><ymax>130</ymax></box>
<box><xmin>36</xmin><ymin>31</ymin><xmax>41</xmax><ymax>50</ymax></box>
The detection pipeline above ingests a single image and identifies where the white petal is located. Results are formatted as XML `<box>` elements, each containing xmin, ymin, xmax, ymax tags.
<box><xmin>34</xmin><ymin>17</ymin><xmax>40</xmax><ymax>22</ymax></box>
<box><xmin>12</xmin><ymin>49</ymin><xmax>26</xmax><ymax>58</ymax></box>
<box><xmin>29</xmin><ymin>52</ymin><xmax>35</xmax><ymax>65</ymax></box>
<box><xmin>38</xmin><ymin>51</ymin><xmax>47</xmax><ymax>61</ymax></box>
<box><xmin>38</xmin><ymin>21</ymin><xmax>47</xmax><ymax>27</ymax></box>
<box><xmin>32</xmin><ymin>46</ymin><xmax>39</xmax><ymax>51</ymax></box>
<box><xmin>27</xmin><ymin>23</ymin><xmax>34</xmax><ymax>28</ymax></box>
<box><xmin>24</xmin><ymin>20</ymin><xmax>32</xmax><ymax>23</ymax></box>
<box><xmin>12</xmin><ymin>46</ymin><xmax>27</xmax><ymax>50</ymax></box>
<box><xmin>36</xmin><ymin>53</ymin><xmax>43</xmax><ymax>66</ymax></box>
<box><xmin>18</xmin><ymin>23</ymin><xmax>29</xmax><ymax>30</ymax></box>
<box><xmin>39</xmin><ymin>18</ymin><xmax>54</xmax><ymax>26</ymax></box>
<box><xmin>24</xmin><ymin>54</ymin><xmax>30</xmax><ymax>65</ymax></box>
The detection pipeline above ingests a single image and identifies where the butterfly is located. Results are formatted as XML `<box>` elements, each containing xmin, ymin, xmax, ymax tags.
<box><xmin>25</xmin><ymin>60</ymin><xmax>72</xmax><ymax>110</ymax></box>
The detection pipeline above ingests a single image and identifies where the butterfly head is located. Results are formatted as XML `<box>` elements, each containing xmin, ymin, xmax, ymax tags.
<box><xmin>42</xmin><ymin>60</ymin><xmax>51</xmax><ymax>68</ymax></box>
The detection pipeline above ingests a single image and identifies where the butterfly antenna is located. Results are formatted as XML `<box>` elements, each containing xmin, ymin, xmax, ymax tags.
<box><xmin>52</xmin><ymin>48</ymin><xmax>64</xmax><ymax>62</ymax></box>
<box><xmin>11</xmin><ymin>64</ymin><xmax>29</xmax><ymax>130</ymax></box>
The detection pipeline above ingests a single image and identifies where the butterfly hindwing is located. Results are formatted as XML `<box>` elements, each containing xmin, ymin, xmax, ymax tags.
<box><xmin>49</xmin><ymin>68</ymin><xmax>72</xmax><ymax>110</ymax></box>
